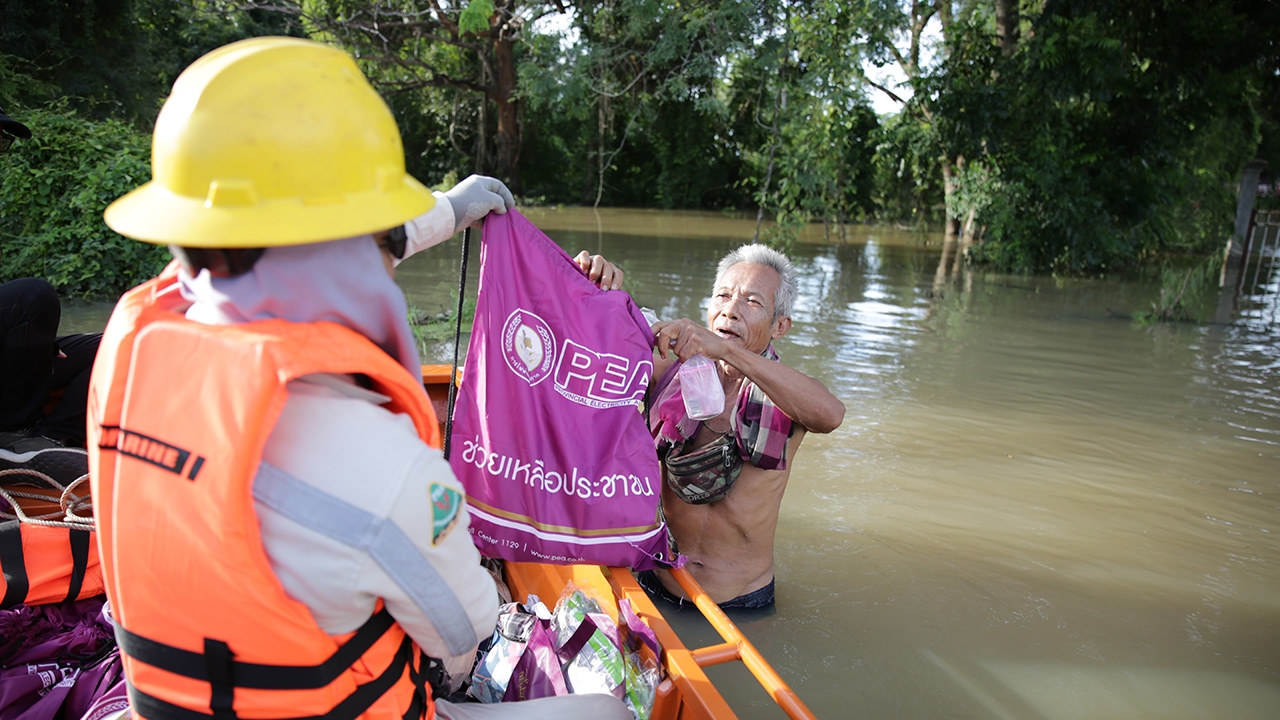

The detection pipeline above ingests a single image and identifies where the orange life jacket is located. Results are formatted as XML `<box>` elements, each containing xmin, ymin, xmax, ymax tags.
<box><xmin>87</xmin><ymin>265</ymin><xmax>443</xmax><ymax>720</ymax></box>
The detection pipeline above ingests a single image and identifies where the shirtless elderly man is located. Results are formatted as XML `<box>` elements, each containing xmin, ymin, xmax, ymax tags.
<box><xmin>638</xmin><ymin>244</ymin><xmax>845</xmax><ymax>609</ymax></box>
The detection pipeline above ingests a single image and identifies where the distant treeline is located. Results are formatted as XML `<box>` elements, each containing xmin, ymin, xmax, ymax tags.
<box><xmin>2</xmin><ymin>0</ymin><xmax>1277</xmax><ymax>296</ymax></box>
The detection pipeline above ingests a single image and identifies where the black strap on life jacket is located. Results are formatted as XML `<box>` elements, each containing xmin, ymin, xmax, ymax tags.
<box><xmin>0</xmin><ymin>520</ymin><xmax>93</xmax><ymax>609</ymax></box>
<box><xmin>126</xmin><ymin>635</ymin><xmax>425</xmax><ymax>720</ymax></box>
<box><xmin>118</xmin><ymin>609</ymin><xmax>432</xmax><ymax>720</ymax></box>
<box><xmin>412</xmin><ymin>652</ymin><xmax>449</xmax><ymax>703</ymax></box>
<box><xmin>114</xmin><ymin>607</ymin><xmax>397</xmax><ymax>690</ymax></box>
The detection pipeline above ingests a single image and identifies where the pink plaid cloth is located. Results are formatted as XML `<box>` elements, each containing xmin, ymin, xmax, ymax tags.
<box><xmin>651</xmin><ymin>346</ymin><xmax>794</xmax><ymax>471</ymax></box>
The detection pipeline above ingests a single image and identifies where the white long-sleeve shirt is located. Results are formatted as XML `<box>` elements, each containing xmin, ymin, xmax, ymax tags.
<box><xmin>257</xmin><ymin>374</ymin><xmax>497</xmax><ymax>685</ymax></box>
<box><xmin>257</xmin><ymin>197</ymin><xmax>494</xmax><ymax>685</ymax></box>
<box><xmin>185</xmin><ymin>198</ymin><xmax>632</xmax><ymax>720</ymax></box>
<box><xmin>189</xmin><ymin>197</ymin><xmax>495</xmax><ymax>685</ymax></box>
<box><xmin>398</xmin><ymin>191</ymin><xmax>456</xmax><ymax>264</ymax></box>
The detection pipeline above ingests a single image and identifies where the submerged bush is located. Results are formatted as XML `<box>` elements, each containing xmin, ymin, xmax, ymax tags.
<box><xmin>1134</xmin><ymin>253</ymin><xmax>1224</xmax><ymax>324</ymax></box>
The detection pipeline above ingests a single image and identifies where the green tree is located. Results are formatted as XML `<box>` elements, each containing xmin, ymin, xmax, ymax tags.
<box><xmin>1</xmin><ymin>0</ymin><xmax>298</xmax><ymax>124</ymax></box>
<box><xmin>0</xmin><ymin>1</ymin><xmax>301</xmax><ymax>297</ymax></box>
<box><xmin>519</xmin><ymin>0</ymin><xmax>760</xmax><ymax>208</ymax></box>
<box><xmin>930</xmin><ymin>0</ymin><xmax>1276</xmax><ymax>274</ymax></box>
<box><xmin>0</xmin><ymin>0</ymin><xmax>152</xmax><ymax>119</ymax></box>
<box><xmin>748</xmin><ymin>1</ymin><xmax>882</xmax><ymax>243</ymax></box>
<box><xmin>234</xmin><ymin>0</ymin><xmax>583</xmax><ymax>193</ymax></box>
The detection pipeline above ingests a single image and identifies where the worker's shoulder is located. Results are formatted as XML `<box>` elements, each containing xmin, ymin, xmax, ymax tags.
<box><xmin>262</xmin><ymin>375</ymin><xmax>435</xmax><ymax>516</ymax></box>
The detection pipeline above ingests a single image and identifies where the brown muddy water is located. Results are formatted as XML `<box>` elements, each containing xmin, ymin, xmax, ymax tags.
<box><xmin>62</xmin><ymin>207</ymin><xmax>1280</xmax><ymax>719</ymax></box>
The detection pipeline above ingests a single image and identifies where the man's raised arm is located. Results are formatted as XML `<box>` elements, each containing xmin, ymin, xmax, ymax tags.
<box><xmin>652</xmin><ymin>318</ymin><xmax>845</xmax><ymax>434</ymax></box>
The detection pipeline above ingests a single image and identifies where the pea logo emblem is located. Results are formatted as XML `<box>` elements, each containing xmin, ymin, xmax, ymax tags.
<box><xmin>502</xmin><ymin>309</ymin><xmax>555</xmax><ymax>385</ymax></box>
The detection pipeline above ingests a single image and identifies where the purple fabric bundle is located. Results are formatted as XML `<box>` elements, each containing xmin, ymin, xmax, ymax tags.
<box><xmin>0</xmin><ymin>599</ymin><xmax>123</xmax><ymax>720</ymax></box>
<box><xmin>450</xmin><ymin>210</ymin><xmax>671</xmax><ymax>570</ymax></box>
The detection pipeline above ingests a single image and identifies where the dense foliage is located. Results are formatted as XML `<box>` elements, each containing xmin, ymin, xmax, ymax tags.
<box><xmin>0</xmin><ymin>104</ymin><xmax>166</xmax><ymax>297</ymax></box>
<box><xmin>0</xmin><ymin>0</ymin><xmax>298</xmax><ymax>296</ymax></box>
<box><xmin>928</xmin><ymin>0</ymin><xmax>1278</xmax><ymax>273</ymax></box>
<box><xmin>0</xmin><ymin>0</ymin><xmax>299</xmax><ymax>122</ymax></box>
<box><xmin>1</xmin><ymin>0</ymin><xmax>1276</xmax><ymax>297</ymax></box>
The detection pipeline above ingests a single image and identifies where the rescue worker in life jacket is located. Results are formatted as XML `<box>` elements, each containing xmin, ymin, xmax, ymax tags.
<box><xmin>86</xmin><ymin>38</ymin><xmax>630</xmax><ymax>720</ymax></box>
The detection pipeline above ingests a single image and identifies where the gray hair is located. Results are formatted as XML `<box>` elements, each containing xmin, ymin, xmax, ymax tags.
<box><xmin>714</xmin><ymin>244</ymin><xmax>797</xmax><ymax>320</ymax></box>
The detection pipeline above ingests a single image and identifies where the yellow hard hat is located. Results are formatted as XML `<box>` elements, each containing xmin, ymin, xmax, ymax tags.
<box><xmin>105</xmin><ymin>37</ymin><xmax>435</xmax><ymax>247</ymax></box>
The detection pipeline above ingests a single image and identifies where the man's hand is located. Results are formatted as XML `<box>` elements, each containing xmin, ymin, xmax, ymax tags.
<box><xmin>444</xmin><ymin>175</ymin><xmax>516</xmax><ymax>233</ymax></box>
<box><xmin>651</xmin><ymin>318</ymin><xmax>731</xmax><ymax>362</ymax></box>
<box><xmin>573</xmin><ymin>250</ymin><xmax>624</xmax><ymax>290</ymax></box>
<box><xmin>652</xmin><ymin>318</ymin><xmax>846</xmax><ymax>434</ymax></box>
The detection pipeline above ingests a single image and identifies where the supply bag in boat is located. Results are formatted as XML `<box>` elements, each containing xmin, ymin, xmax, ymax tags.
<box><xmin>450</xmin><ymin>209</ymin><xmax>671</xmax><ymax>570</ymax></box>
<box><xmin>1</xmin><ymin>480</ymin><xmax>103</xmax><ymax>609</ymax></box>
<box><xmin>468</xmin><ymin>587</ymin><xmax>660</xmax><ymax>720</ymax></box>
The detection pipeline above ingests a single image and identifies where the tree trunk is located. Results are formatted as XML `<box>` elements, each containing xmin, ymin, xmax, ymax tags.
<box><xmin>995</xmin><ymin>0</ymin><xmax>1019</xmax><ymax>57</ymax></box>
<box><xmin>951</xmin><ymin>212</ymin><xmax>969</xmax><ymax>276</ymax></box>
<box><xmin>475</xmin><ymin>88</ymin><xmax>488</xmax><ymax>175</ymax></box>
<box><xmin>491</xmin><ymin>36</ymin><xmax>523</xmax><ymax>194</ymax></box>
<box><xmin>594</xmin><ymin>90</ymin><xmax>610</xmax><ymax>207</ymax></box>
<box><xmin>934</xmin><ymin>236</ymin><xmax>955</xmax><ymax>291</ymax></box>
<box><xmin>935</xmin><ymin>0</ymin><xmax>952</xmax><ymax>39</ymax></box>
<box><xmin>940</xmin><ymin>155</ymin><xmax>963</xmax><ymax>242</ymax></box>
<box><xmin>754</xmin><ymin>85</ymin><xmax>786</xmax><ymax>243</ymax></box>
<box><xmin>960</xmin><ymin>207</ymin><xmax>977</xmax><ymax>247</ymax></box>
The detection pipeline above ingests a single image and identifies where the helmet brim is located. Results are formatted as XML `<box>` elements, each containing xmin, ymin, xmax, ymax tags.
<box><xmin>105</xmin><ymin>175</ymin><xmax>436</xmax><ymax>248</ymax></box>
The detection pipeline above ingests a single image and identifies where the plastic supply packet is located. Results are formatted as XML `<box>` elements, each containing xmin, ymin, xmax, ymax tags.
<box><xmin>622</xmin><ymin>648</ymin><xmax>660</xmax><ymax>720</ymax></box>
<box><xmin>472</xmin><ymin>584</ymin><xmax>663</xmax><ymax>718</ymax></box>
<box><xmin>558</xmin><ymin>613</ymin><xmax>626</xmax><ymax>699</ymax></box>
<box><xmin>503</xmin><ymin>616</ymin><xmax>568</xmax><ymax>701</ymax></box>
<box><xmin>550</xmin><ymin>587</ymin><xmax>600</xmax><ymax>647</ymax></box>
<box><xmin>618</xmin><ymin>599</ymin><xmax>661</xmax><ymax>720</ymax></box>
<box><xmin>679</xmin><ymin>354</ymin><xmax>724</xmax><ymax>421</ymax></box>
<box><xmin>551</xmin><ymin>587</ymin><xmax>626</xmax><ymax>699</ymax></box>
<box><xmin>468</xmin><ymin>596</ymin><xmax>553</xmax><ymax>703</ymax></box>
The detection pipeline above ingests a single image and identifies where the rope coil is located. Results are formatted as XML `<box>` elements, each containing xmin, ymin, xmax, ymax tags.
<box><xmin>0</xmin><ymin>469</ymin><xmax>94</xmax><ymax>530</ymax></box>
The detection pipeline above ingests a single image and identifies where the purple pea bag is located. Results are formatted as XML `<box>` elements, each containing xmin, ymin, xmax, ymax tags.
<box><xmin>450</xmin><ymin>210</ymin><xmax>671</xmax><ymax>570</ymax></box>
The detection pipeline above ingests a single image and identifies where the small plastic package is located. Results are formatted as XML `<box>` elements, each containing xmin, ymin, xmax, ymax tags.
<box><xmin>468</xmin><ymin>596</ymin><xmax>556</xmax><ymax>703</ymax></box>
<box><xmin>679</xmin><ymin>354</ymin><xmax>724</xmax><ymax>421</ymax></box>
<box><xmin>618</xmin><ymin>599</ymin><xmax>661</xmax><ymax>720</ymax></box>
<box><xmin>551</xmin><ymin>589</ymin><xmax>626</xmax><ymax>699</ymax></box>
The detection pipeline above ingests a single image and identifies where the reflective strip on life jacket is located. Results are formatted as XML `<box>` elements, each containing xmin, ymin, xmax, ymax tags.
<box><xmin>252</xmin><ymin>463</ymin><xmax>476</xmax><ymax>658</ymax></box>
<box><xmin>0</xmin><ymin>520</ymin><xmax>99</xmax><ymax>609</ymax></box>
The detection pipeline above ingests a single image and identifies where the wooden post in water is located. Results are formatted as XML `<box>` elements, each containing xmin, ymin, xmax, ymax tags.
<box><xmin>1215</xmin><ymin>159</ymin><xmax>1268</xmax><ymax>323</ymax></box>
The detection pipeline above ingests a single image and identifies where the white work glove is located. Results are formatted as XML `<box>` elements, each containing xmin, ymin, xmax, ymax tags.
<box><xmin>444</xmin><ymin>175</ymin><xmax>515</xmax><ymax>234</ymax></box>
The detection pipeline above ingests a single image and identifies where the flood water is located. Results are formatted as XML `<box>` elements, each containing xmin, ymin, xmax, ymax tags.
<box><xmin>61</xmin><ymin>207</ymin><xmax>1280</xmax><ymax>719</ymax></box>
